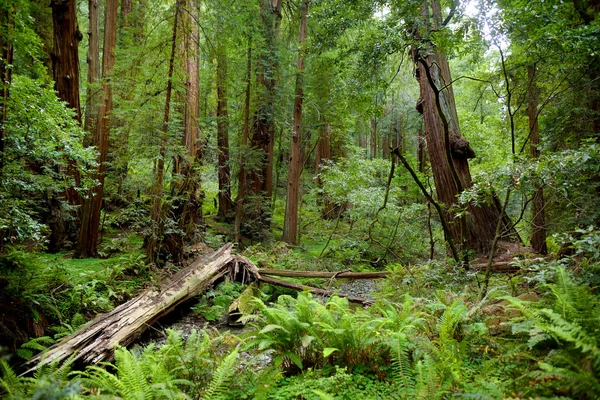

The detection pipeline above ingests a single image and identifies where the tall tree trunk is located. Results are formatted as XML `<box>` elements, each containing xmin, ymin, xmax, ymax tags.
<box><xmin>413</xmin><ymin>0</ymin><xmax>509</xmax><ymax>254</ymax></box>
<box><xmin>75</xmin><ymin>0</ymin><xmax>118</xmax><ymax>258</ymax></box>
<box><xmin>282</xmin><ymin>0</ymin><xmax>308</xmax><ymax>245</ymax></box>
<box><xmin>145</xmin><ymin>0</ymin><xmax>179</xmax><ymax>263</ymax></box>
<box><xmin>51</xmin><ymin>0</ymin><xmax>81</xmax><ymax>122</ymax></box>
<box><xmin>369</xmin><ymin>116</ymin><xmax>377</xmax><ymax>158</ymax></box>
<box><xmin>49</xmin><ymin>0</ymin><xmax>82</xmax><ymax>252</ymax></box>
<box><xmin>242</xmin><ymin>0</ymin><xmax>281</xmax><ymax>238</ymax></box>
<box><xmin>528</xmin><ymin>65</ymin><xmax>547</xmax><ymax>255</ymax></box>
<box><xmin>216</xmin><ymin>44</ymin><xmax>234</xmax><ymax>220</ymax></box>
<box><xmin>0</xmin><ymin>1</ymin><xmax>15</xmax><ymax>175</ymax></box>
<box><xmin>121</xmin><ymin>0</ymin><xmax>132</xmax><ymax>22</ymax></box>
<box><xmin>83</xmin><ymin>0</ymin><xmax>99</xmax><ymax>139</ymax></box>
<box><xmin>176</xmin><ymin>0</ymin><xmax>203</xmax><ymax>242</ymax></box>
<box><xmin>234</xmin><ymin>41</ymin><xmax>252</xmax><ymax>242</ymax></box>
<box><xmin>111</xmin><ymin>0</ymin><xmax>133</xmax><ymax>196</ymax></box>
<box><xmin>315</xmin><ymin>120</ymin><xmax>338</xmax><ymax>218</ymax></box>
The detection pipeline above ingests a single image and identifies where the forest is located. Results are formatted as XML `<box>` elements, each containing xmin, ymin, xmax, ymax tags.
<box><xmin>0</xmin><ymin>0</ymin><xmax>599</xmax><ymax>398</ymax></box>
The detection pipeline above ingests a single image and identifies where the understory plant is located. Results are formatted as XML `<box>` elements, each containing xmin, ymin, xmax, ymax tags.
<box><xmin>507</xmin><ymin>266</ymin><xmax>600</xmax><ymax>399</ymax></box>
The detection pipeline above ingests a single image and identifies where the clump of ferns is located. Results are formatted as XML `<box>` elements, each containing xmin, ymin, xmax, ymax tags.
<box><xmin>506</xmin><ymin>266</ymin><xmax>600</xmax><ymax>399</ymax></box>
<box><xmin>249</xmin><ymin>292</ymin><xmax>403</xmax><ymax>374</ymax></box>
<box><xmin>76</xmin><ymin>330</ymin><xmax>240</xmax><ymax>399</ymax></box>
<box><xmin>1</xmin><ymin>354</ymin><xmax>80</xmax><ymax>399</ymax></box>
<box><xmin>249</xmin><ymin>292</ymin><xmax>327</xmax><ymax>373</ymax></box>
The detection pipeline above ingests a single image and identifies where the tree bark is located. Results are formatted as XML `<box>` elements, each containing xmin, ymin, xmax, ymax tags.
<box><xmin>145</xmin><ymin>0</ymin><xmax>179</xmax><ymax>263</ymax></box>
<box><xmin>413</xmin><ymin>0</ymin><xmax>509</xmax><ymax>254</ymax></box>
<box><xmin>216</xmin><ymin>44</ymin><xmax>234</xmax><ymax>220</ymax></box>
<box><xmin>75</xmin><ymin>0</ymin><xmax>118</xmax><ymax>258</ymax></box>
<box><xmin>27</xmin><ymin>244</ymin><xmax>260</xmax><ymax>370</ymax></box>
<box><xmin>50</xmin><ymin>0</ymin><xmax>82</xmax><ymax>122</ymax></box>
<box><xmin>170</xmin><ymin>0</ymin><xmax>203</xmax><ymax>251</ymax></box>
<box><xmin>370</xmin><ymin>116</ymin><xmax>377</xmax><ymax>158</ymax></box>
<box><xmin>528</xmin><ymin>65</ymin><xmax>547</xmax><ymax>255</ymax></box>
<box><xmin>47</xmin><ymin>0</ymin><xmax>83</xmax><ymax>252</ymax></box>
<box><xmin>234</xmin><ymin>41</ymin><xmax>252</xmax><ymax>242</ymax></box>
<box><xmin>282</xmin><ymin>0</ymin><xmax>308</xmax><ymax>245</ymax></box>
<box><xmin>0</xmin><ymin>1</ymin><xmax>15</xmax><ymax>175</ymax></box>
<box><xmin>242</xmin><ymin>0</ymin><xmax>281</xmax><ymax>238</ymax></box>
<box><xmin>83</xmin><ymin>0</ymin><xmax>99</xmax><ymax>139</ymax></box>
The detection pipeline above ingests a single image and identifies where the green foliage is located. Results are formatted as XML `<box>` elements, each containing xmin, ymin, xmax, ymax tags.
<box><xmin>262</xmin><ymin>366</ymin><xmax>398</xmax><ymax>400</ymax></box>
<box><xmin>507</xmin><ymin>267</ymin><xmax>600</xmax><ymax>398</ymax></box>
<box><xmin>0</xmin><ymin>75</ymin><xmax>96</xmax><ymax>247</ymax></box>
<box><xmin>192</xmin><ymin>280</ymin><xmax>243</xmax><ymax>322</ymax></box>
<box><xmin>0</xmin><ymin>355</ymin><xmax>80</xmax><ymax>400</ymax></box>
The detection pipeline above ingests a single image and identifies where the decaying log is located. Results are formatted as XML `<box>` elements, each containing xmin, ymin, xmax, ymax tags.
<box><xmin>259</xmin><ymin>275</ymin><xmax>374</xmax><ymax>306</ymax></box>
<box><xmin>27</xmin><ymin>244</ymin><xmax>260</xmax><ymax>371</ymax></box>
<box><xmin>259</xmin><ymin>269</ymin><xmax>389</xmax><ymax>279</ymax></box>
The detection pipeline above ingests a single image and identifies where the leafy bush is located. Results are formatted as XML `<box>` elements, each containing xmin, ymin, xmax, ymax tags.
<box><xmin>0</xmin><ymin>75</ymin><xmax>97</xmax><ymax>247</ymax></box>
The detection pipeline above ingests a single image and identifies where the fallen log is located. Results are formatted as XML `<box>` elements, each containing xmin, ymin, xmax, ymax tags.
<box><xmin>27</xmin><ymin>244</ymin><xmax>260</xmax><ymax>371</ymax></box>
<box><xmin>259</xmin><ymin>275</ymin><xmax>374</xmax><ymax>306</ymax></box>
<box><xmin>259</xmin><ymin>269</ymin><xmax>389</xmax><ymax>279</ymax></box>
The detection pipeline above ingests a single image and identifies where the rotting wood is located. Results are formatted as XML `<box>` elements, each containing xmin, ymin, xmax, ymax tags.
<box><xmin>259</xmin><ymin>276</ymin><xmax>375</xmax><ymax>306</ymax></box>
<box><xmin>260</xmin><ymin>261</ymin><xmax>528</xmax><ymax>279</ymax></box>
<box><xmin>259</xmin><ymin>269</ymin><xmax>389</xmax><ymax>279</ymax></box>
<box><xmin>26</xmin><ymin>244</ymin><xmax>260</xmax><ymax>372</ymax></box>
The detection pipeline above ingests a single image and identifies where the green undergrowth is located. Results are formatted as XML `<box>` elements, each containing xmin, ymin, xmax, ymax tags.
<box><xmin>0</xmin><ymin>234</ymin><xmax>153</xmax><ymax>359</ymax></box>
<box><xmin>3</xmin><ymin>256</ymin><xmax>598</xmax><ymax>399</ymax></box>
<box><xmin>2</xmin><ymin>228</ymin><xmax>599</xmax><ymax>399</ymax></box>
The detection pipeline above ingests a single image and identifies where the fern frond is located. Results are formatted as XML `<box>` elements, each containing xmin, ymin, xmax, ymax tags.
<box><xmin>203</xmin><ymin>350</ymin><xmax>238</xmax><ymax>400</ymax></box>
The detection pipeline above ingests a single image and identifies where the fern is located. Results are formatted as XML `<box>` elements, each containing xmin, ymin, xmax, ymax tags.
<box><xmin>0</xmin><ymin>360</ymin><xmax>22</xmax><ymax>398</ymax></box>
<box><xmin>389</xmin><ymin>332</ymin><xmax>415</xmax><ymax>395</ymax></box>
<box><xmin>505</xmin><ymin>266</ymin><xmax>600</xmax><ymax>399</ymax></box>
<box><xmin>203</xmin><ymin>349</ymin><xmax>238</xmax><ymax>400</ymax></box>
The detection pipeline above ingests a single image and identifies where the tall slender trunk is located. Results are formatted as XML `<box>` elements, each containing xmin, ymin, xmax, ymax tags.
<box><xmin>216</xmin><ymin>44</ymin><xmax>233</xmax><ymax>220</ymax></box>
<box><xmin>282</xmin><ymin>0</ymin><xmax>309</xmax><ymax>245</ymax></box>
<box><xmin>370</xmin><ymin>116</ymin><xmax>377</xmax><ymax>158</ymax></box>
<box><xmin>0</xmin><ymin>1</ymin><xmax>15</xmax><ymax>175</ymax></box>
<box><xmin>528</xmin><ymin>65</ymin><xmax>547</xmax><ymax>254</ymax></box>
<box><xmin>75</xmin><ymin>0</ymin><xmax>118</xmax><ymax>258</ymax></box>
<box><xmin>145</xmin><ymin>0</ymin><xmax>179</xmax><ymax>262</ymax></box>
<box><xmin>176</xmin><ymin>0</ymin><xmax>203</xmax><ymax>244</ymax></box>
<box><xmin>234</xmin><ymin>41</ymin><xmax>252</xmax><ymax>241</ymax></box>
<box><xmin>242</xmin><ymin>0</ymin><xmax>281</xmax><ymax>238</ymax></box>
<box><xmin>83</xmin><ymin>0</ymin><xmax>99</xmax><ymax>139</ymax></box>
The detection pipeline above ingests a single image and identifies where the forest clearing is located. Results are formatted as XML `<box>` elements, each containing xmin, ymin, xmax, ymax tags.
<box><xmin>0</xmin><ymin>0</ymin><xmax>599</xmax><ymax>398</ymax></box>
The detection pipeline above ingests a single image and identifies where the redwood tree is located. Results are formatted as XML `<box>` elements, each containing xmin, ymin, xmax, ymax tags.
<box><xmin>50</xmin><ymin>0</ymin><xmax>81</xmax><ymax>122</ymax></box>
<box><xmin>240</xmin><ymin>0</ymin><xmax>281</xmax><ymax>238</ymax></box>
<box><xmin>83</xmin><ymin>0</ymin><xmax>99</xmax><ymax>137</ymax></box>
<box><xmin>48</xmin><ymin>0</ymin><xmax>82</xmax><ymax>252</ymax></box>
<box><xmin>412</xmin><ymin>0</ymin><xmax>511</xmax><ymax>254</ymax></box>
<box><xmin>528</xmin><ymin>65</ymin><xmax>547</xmax><ymax>254</ymax></box>
<box><xmin>282</xmin><ymin>0</ymin><xmax>309</xmax><ymax>244</ymax></box>
<box><xmin>216</xmin><ymin>43</ymin><xmax>234</xmax><ymax>220</ymax></box>
<box><xmin>76</xmin><ymin>0</ymin><xmax>118</xmax><ymax>258</ymax></box>
<box><xmin>146</xmin><ymin>0</ymin><xmax>180</xmax><ymax>262</ymax></box>
<box><xmin>0</xmin><ymin>1</ymin><xmax>14</xmax><ymax>174</ymax></box>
